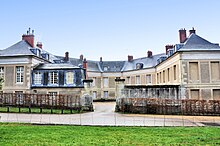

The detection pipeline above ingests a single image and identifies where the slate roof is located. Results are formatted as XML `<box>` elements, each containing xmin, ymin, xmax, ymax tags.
<box><xmin>34</xmin><ymin>63</ymin><xmax>80</xmax><ymax>70</ymax></box>
<box><xmin>121</xmin><ymin>53</ymin><xmax>164</xmax><ymax>71</ymax></box>
<box><xmin>179</xmin><ymin>33</ymin><xmax>220</xmax><ymax>51</ymax></box>
<box><xmin>0</xmin><ymin>40</ymin><xmax>34</xmax><ymax>56</ymax></box>
<box><xmin>0</xmin><ymin>40</ymin><xmax>60</xmax><ymax>63</ymax></box>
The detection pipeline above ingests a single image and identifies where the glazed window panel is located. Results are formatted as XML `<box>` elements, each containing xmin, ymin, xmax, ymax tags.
<box><xmin>16</xmin><ymin>66</ymin><xmax>24</xmax><ymax>83</ymax></box>
<box><xmin>34</xmin><ymin>72</ymin><xmax>42</xmax><ymax>84</ymax></box>
<box><xmin>92</xmin><ymin>77</ymin><xmax>96</xmax><ymax>86</ymax></box>
<box><xmin>167</xmin><ymin>68</ymin><xmax>170</xmax><ymax>82</ymax></box>
<box><xmin>103</xmin><ymin>77</ymin><xmax>108</xmax><ymax>88</ymax></box>
<box><xmin>146</xmin><ymin>74</ymin><xmax>151</xmax><ymax>84</ymax></box>
<box><xmin>211</xmin><ymin>62</ymin><xmax>220</xmax><ymax>80</ymax></box>
<box><xmin>189</xmin><ymin>62</ymin><xmax>199</xmax><ymax>81</ymax></box>
<box><xmin>49</xmin><ymin>71</ymin><xmax>58</xmax><ymax>84</ymax></box>
<box><xmin>136</xmin><ymin>76</ymin><xmax>140</xmax><ymax>84</ymax></box>
<box><xmin>126</xmin><ymin>76</ymin><xmax>131</xmax><ymax>84</ymax></box>
<box><xmin>173</xmin><ymin>65</ymin><xmax>177</xmax><ymax>80</ymax></box>
<box><xmin>65</xmin><ymin>71</ymin><xmax>74</xmax><ymax>85</ymax></box>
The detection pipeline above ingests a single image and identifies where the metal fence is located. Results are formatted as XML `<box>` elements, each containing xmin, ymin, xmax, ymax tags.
<box><xmin>0</xmin><ymin>93</ymin><xmax>82</xmax><ymax>110</ymax></box>
<box><xmin>116</xmin><ymin>98</ymin><xmax>220</xmax><ymax>116</ymax></box>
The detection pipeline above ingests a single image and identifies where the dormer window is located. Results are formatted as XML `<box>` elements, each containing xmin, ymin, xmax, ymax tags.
<box><xmin>103</xmin><ymin>66</ymin><xmax>108</xmax><ymax>71</ymax></box>
<box><xmin>41</xmin><ymin>53</ymin><xmax>49</xmax><ymax>60</ymax></box>
<box><xmin>136</xmin><ymin>63</ymin><xmax>143</xmax><ymax>69</ymax></box>
<box><xmin>30</xmin><ymin>48</ymin><xmax>41</xmax><ymax>57</ymax></box>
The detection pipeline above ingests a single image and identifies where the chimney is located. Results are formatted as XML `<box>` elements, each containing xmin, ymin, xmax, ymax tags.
<box><xmin>165</xmin><ymin>45</ymin><xmax>174</xmax><ymax>55</ymax></box>
<box><xmin>147</xmin><ymin>50</ymin><xmax>152</xmax><ymax>57</ymax></box>
<box><xmin>83</xmin><ymin>58</ymin><xmax>88</xmax><ymax>79</ymax></box>
<box><xmin>100</xmin><ymin>57</ymin><xmax>103</xmax><ymax>62</ymax></box>
<box><xmin>80</xmin><ymin>54</ymin><xmax>83</xmax><ymax>60</ymax></box>
<box><xmin>128</xmin><ymin>55</ymin><xmax>133</xmax><ymax>62</ymax></box>
<box><xmin>189</xmin><ymin>27</ymin><xmax>196</xmax><ymax>35</ymax></box>
<box><xmin>22</xmin><ymin>28</ymin><xmax>35</xmax><ymax>48</ymax></box>
<box><xmin>64</xmin><ymin>52</ymin><xmax>69</xmax><ymax>61</ymax></box>
<box><xmin>36</xmin><ymin>42</ymin><xmax>43</xmax><ymax>49</ymax></box>
<box><xmin>179</xmin><ymin>28</ymin><xmax>186</xmax><ymax>43</ymax></box>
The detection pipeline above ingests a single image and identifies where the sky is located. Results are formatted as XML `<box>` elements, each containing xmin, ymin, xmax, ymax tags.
<box><xmin>1</xmin><ymin>0</ymin><xmax>220</xmax><ymax>61</ymax></box>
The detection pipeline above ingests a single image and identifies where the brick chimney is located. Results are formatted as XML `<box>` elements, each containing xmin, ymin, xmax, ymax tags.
<box><xmin>189</xmin><ymin>27</ymin><xmax>196</xmax><ymax>35</ymax></box>
<box><xmin>165</xmin><ymin>45</ymin><xmax>174</xmax><ymax>55</ymax></box>
<box><xmin>22</xmin><ymin>28</ymin><xmax>35</xmax><ymax>48</ymax></box>
<box><xmin>64</xmin><ymin>52</ymin><xmax>69</xmax><ymax>61</ymax></box>
<box><xmin>147</xmin><ymin>50</ymin><xmax>152</xmax><ymax>57</ymax></box>
<box><xmin>36</xmin><ymin>42</ymin><xmax>42</xmax><ymax>49</ymax></box>
<box><xmin>128</xmin><ymin>55</ymin><xmax>133</xmax><ymax>62</ymax></box>
<box><xmin>80</xmin><ymin>54</ymin><xmax>83</xmax><ymax>60</ymax></box>
<box><xmin>179</xmin><ymin>28</ymin><xmax>186</xmax><ymax>43</ymax></box>
<box><xmin>83</xmin><ymin>58</ymin><xmax>88</xmax><ymax>79</ymax></box>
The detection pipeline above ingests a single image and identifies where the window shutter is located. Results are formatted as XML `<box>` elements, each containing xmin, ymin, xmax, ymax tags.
<box><xmin>59</xmin><ymin>71</ymin><xmax>64</xmax><ymax>85</ymax></box>
<box><xmin>43</xmin><ymin>72</ymin><xmax>48</xmax><ymax>85</ymax></box>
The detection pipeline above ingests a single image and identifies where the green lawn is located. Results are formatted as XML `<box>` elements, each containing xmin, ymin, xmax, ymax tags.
<box><xmin>0</xmin><ymin>107</ymin><xmax>81</xmax><ymax>114</ymax></box>
<box><xmin>0</xmin><ymin>123</ymin><xmax>219</xmax><ymax>145</ymax></box>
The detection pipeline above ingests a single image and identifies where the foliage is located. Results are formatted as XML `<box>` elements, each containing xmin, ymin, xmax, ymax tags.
<box><xmin>0</xmin><ymin>107</ymin><xmax>82</xmax><ymax>114</ymax></box>
<box><xmin>0</xmin><ymin>123</ymin><xmax>220</xmax><ymax>145</ymax></box>
<box><xmin>0</xmin><ymin>77</ymin><xmax>3</xmax><ymax>90</ymax></box>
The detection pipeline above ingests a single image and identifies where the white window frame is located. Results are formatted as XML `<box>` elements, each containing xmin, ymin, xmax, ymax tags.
<box><xmin>34</xmin><ymin>71</ymin><xmax>42</xmax><ymax>85</ymax></box>
<box><xmin>16</xmin><ymin>66</ymin><xmax>24</xmax><ymax>84</ymax></box>
<box><xmin>49</xmin><ymin>71</ymin><xmax>58</xmax><ymax>85</ymax></box>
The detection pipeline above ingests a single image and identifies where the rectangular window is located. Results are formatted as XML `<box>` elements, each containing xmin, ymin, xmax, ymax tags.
<box><xmin>34</xmin><ymin>72</ymin><xmax>42</xmax><ymax>85</ymax></box>
<box><xmin>157</xmin><ymin>73</ymin><xmax>159</xmax><ymax>84</ymax></box>
<box><xmin>0</xmin><ymin>67</ymin><xmax>4</xmax><ymax>79</ymax></box>
<box><xmin>146</xmin><ymin>74</ymin><xmax>151</xmax><ymax>84</ymax></box>
<box><xmin>127</xmin><ymin>76</ymin><xmax>130</xmax><ymax>84</ymax></box>
<box><xmin>93</xmin><ymin>91</ymin><xmax>97</xmax><ymax>99</ymax></box>
<box><xmin>163</xmin><ymin>70</ymin><xmax>165</xmax><ymax>83</ymax></box>
<box><xmin>190</xmin><ymin>89</ymin><xmax>199</xmax><ymax>99</ymax></box>
<box><xmin>174</xmin><ymin>65</ymin><xmax>177</xmax><ymax>80</ymax></box>
<box><xmin>49</xmin><ymin>71</ymin><xmax>58</xmax><ymax>84</ymax></box>
<box><xmin>136</xmin><ymin>76</ymin><xmax>140</xmax><ymax>84</ymax></box>
<box><xmin>104</xmin><ymin>91</ymin><xmax>108</xmax><ymax>98</ymax></box>
<box><xmin>160</xmin><ymin>72</ymin><xmax>162</xmax><ymax>83</ymax></box>
<box><xmin>189</xmin><ymin>62</ymin><xmax>199</xmax><ymax>81</ymax></box>
<box><xmin>65</xmin><ymin>71</ymin><xmax>74</xmax><ymax>85</ymax></box>
<box><xmin>167</xmin><ymin>68</ymin><xmax>170</xmax><ymax>82</ymax></box>
<box><xmin>103</xmin><ymin>77</ymin><xmax>108</xmax><ymax>88</ymax></box>
<box><xmin>211</xmin><ymin>62</ymin><xmax>220</xmax><ymax>80</ymax></box>
<box><xmin>213</xmin><ymin>89</ymin><xmax>220</xmax><ymax>100</ymax></box>
<box><xmin>16</xmin><ymin>66</ymin><xmax>24</xmax><ymax>83</ymax></box>
<box><xmin>92</xmin><ymin>77</ymin><xmax>96</xmax><ymax>87</ymax></box>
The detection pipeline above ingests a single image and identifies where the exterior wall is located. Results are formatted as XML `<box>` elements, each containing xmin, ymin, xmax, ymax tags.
<box><xmin>0</xmin><ymin>56</ymin><xmax>35</xmax><ymax>93</ymax></box>
<box><xmin>156</xmin><ymin>53</ymin><xmax>181</xmax><ymax>85</ymax></box>
<box><xmin>87</xmin><ymin>71</ymin><xmax>122</xmax><ymax>100</ymax></box>
<box><xmin>180</xmin><ymin>51</ymin><xmax>220</xmax><ymax>99</ymax></box>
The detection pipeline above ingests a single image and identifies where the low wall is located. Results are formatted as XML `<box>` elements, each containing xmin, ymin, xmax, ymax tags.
<box><xmin>0</xmin><ymin>93</ymin><xmax>93</xmax><ymax>111</ymax></box>
<box><xmin>116</xmin><ymin>98</ymin><xmax>220</xmax><ymax>115</ymax></box>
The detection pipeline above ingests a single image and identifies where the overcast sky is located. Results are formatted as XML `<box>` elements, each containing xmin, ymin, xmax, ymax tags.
<box><xmin>1</xmin><ymin>0</ymin><xmax>220</xmax><ymax>61</ymax></box>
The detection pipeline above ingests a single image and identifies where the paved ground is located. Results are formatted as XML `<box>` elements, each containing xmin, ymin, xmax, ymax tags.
<box><xmin>1</xmin><ymin>102</ymin><xmax>220</xmax><ymax>126</ymax></box>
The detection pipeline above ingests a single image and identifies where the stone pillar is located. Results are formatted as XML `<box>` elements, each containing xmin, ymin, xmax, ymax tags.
<box><xmin>115</xmin><ymin>77</ymin><xmax>125</xmax><ymax>112</ymax></box>
<box><xmin>81</xmin><ymin>79</ymin><xmax>93</xmax><ymax>111</ymax></box>
<box><xmin>115</xmin><ymin>77</ymin><xmax>125</xmax><ymax>99</ymax></box>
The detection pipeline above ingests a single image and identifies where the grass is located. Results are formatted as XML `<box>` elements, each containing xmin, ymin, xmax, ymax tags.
<box><xmin>0</xmin><ymin>107</ymin><xmax>81</xmax><ymax>114</ymax></box>
<box><xmin>0</xmin><ymin>123</ymin><xmax>220</xmax><ymax>145</ymax></box>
